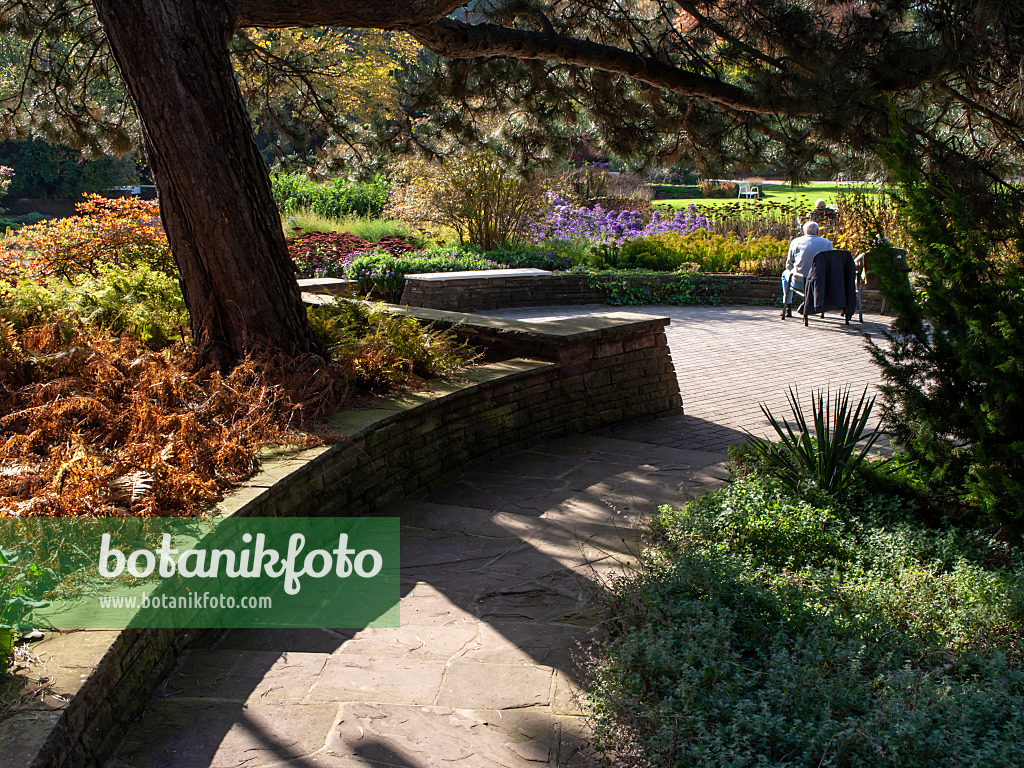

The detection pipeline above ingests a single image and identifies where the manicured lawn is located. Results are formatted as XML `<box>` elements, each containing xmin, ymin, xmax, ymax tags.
<box><xmin>655</xmin><ymin>182</ymin><xmax>877</xmax><ymax>210</ymax></box>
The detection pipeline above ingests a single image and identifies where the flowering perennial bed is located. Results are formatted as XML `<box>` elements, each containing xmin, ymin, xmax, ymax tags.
<box><xmin>286</xmin><ymin>231</ymin><xmax>418</xmax><ymax>278</ymax></box>
<box><xmin>534</xmin><ymin>197</ymin><xmax>713</xmax><ymax>245</ymax></box>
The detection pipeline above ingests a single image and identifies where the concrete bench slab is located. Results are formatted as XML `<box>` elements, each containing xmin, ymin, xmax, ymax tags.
<box><xmin>406</xmin><ymin>268</ymin><xmax>552</xmax><ymax>281</ymax></box>
<box><xmin>297</xmin><ymin>277</ymin><xmax>357</xmax><ymax>296</ymax></box>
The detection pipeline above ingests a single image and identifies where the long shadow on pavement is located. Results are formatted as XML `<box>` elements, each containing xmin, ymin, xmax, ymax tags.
<box><xmin>107</xmin><ymin>429</ymin><xmax>733</xmax><ymax>768</ymax></box>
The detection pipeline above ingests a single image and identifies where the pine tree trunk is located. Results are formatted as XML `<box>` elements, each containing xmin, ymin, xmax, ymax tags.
<box><xmin>92</xmin><ymin>0</ymin><xmax>317</xmax><ymax>368</ymax></box>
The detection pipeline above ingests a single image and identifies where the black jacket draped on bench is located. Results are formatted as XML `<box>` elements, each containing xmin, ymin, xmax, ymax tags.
<box><xmin>803</xmin><ymin>250</ymin><xmax>858</xmax><ymax>321</ymax></box>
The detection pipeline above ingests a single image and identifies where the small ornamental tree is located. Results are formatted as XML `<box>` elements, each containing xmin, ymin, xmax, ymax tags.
<box><xmin>388</xmin><ymin>150</ymin><xmax>551</xmax><ymax>250</ymax></box>
<box><xmin>866</xmin><ymin>131</ymin><xmax>1024</xmax><ymax>530</ymax></box>
<box><xmin>7</xmin><ymin>194</ymin><xmax>172</xmax><ymax>280</ymax></box>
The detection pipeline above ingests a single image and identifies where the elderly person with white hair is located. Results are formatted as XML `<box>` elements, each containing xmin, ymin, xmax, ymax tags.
<box><xmin>781</xmin><ymin>220</ymin><xmax>833</xmax><ymax>318</ymax></box>
<box><xmin>807</xmin><ymin>198</ymin><xmax>838</xmax><ymax>228</ymax></box>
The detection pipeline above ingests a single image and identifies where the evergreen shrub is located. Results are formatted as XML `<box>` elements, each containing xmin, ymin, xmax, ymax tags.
<box><xmin>867</xmin><ymin>135</ymin><xmax>1024</xmax><ymax>530</ymax></box>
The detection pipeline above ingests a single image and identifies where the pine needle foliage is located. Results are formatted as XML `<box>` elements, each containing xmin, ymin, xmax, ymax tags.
<box><xmin>866</xmin><ymin>132</ymin><xmax>1024</xmax><ymax>530</ymax></box>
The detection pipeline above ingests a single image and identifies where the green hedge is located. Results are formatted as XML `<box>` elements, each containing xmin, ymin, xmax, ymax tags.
<box><xmin>645</xmin><ymin>183</ymin><xmax>702</xmax><ymax>200</ymax></box>
<box><xmin>271</xmin><ymin>172</ymin><xmax>390</xmax><ymax>219</ymax></box>
<box><xmin>347</xmin><ymin>248</ymin><xmax>499</xmax><ymax>296</ymax></box>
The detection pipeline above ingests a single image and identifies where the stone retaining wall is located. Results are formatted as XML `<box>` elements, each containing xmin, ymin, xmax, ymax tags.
<box><xmin>399</xmin><ymin>272</ymin><xmax>884</xmax><ymax>312</ymax></box>
<box><xmin>400</xmin><ymin>272</ymin><xmax>604</xmax><ymax>310</ymax></box>
<box><xmin>12</xmin><ymin>310</ymin><xmax>681</xmax><ymax>768</ymax></box>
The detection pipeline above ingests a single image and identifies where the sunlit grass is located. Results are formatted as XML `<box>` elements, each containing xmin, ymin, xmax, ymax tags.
<box><xmin>281</xmin><ymin>210</ymin><xmax>415</xmax><ymax>242</ymax></box>
<box><xmin>657</xmin><ymin>182</ymin><xmax>879</xmax><ymax>210</ymax></box>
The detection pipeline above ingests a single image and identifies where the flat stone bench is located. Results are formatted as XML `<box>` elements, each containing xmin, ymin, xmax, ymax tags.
<box><xmin>399</xmin><ymin>268</ymin><xmax>598</xmax><ymax>312</ymax></box>
<box><xmin>297</xmin><ymin>277</ymin><xmax>357</xmax><ymax>296</ymax></box>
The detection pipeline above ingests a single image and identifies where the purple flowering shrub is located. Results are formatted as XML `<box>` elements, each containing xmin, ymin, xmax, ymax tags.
<box><xmin>532</xmin><ymin>195</ymin><xmax>712</xmax><ymax>248</ymax></box>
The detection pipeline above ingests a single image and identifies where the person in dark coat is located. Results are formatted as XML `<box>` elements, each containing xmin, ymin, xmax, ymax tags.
<box><xmin>802</xmin><ymin>250</ymin><xmax>859</xmax><ymax>323</ymax></box>
<box><xmin>781</xmin><ymin>221</ymin><xmax>833</xmax><ymax>318</ymax></box>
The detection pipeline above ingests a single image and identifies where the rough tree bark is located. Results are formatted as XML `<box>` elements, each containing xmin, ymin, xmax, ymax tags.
<box><xmin>92</xmin><ymin>0</ymin><xmax>317</xmax><ymax>368</ymax></box>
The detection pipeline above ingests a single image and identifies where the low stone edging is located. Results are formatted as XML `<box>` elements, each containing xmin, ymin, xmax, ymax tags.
<box><xmin>398</xmin><ymin>271</ymin><xmax>884</xmax><ymax>312</ymax></box>
<box><xmin>8</xmin><ymin>309</ymin><xmax>681</xmax><ymax>768</ymax></box>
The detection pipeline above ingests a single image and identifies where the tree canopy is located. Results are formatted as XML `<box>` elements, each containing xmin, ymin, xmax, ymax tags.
<box><xmin>0</xmin><ymin>0</ymin><xmax>1021</xmax><ymax>365</ymax></box>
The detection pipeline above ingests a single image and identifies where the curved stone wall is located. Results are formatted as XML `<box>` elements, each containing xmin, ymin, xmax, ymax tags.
<box><xmin>10</xmin><ymin>310</ymin><xmax>681</xmax><ymax>768</ymax></box>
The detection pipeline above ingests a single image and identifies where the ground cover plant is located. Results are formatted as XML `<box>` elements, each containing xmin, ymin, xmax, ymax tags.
<box><xmin>286</xmin><ymin>230</ymin><xmax>418</xmax><ymax>278</ymax></box>
<box><xmin>589</xmin><ymin>473</ymin><xmax>1024</xmax><ymax>767</ymax></box>
<box><xmin>587</xmin><ymin>387</ymin><xmax>1024</xmax><ymax>766</ymax></box>
<box><xmin>585</xmin><ymin>270</ymin><xmax>726</xmax><ymax>306</ymax></box>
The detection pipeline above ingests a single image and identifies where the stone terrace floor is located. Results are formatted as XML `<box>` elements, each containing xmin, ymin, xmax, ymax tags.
<box><xmin>106</xmin><ymin>306</ymin><xmax>890</xmax><ymax>768</ymax></box>
<box><xmin>490</xmin><ymin>304</ymin><xmax>889</xmax><ymax>453</ymax></box>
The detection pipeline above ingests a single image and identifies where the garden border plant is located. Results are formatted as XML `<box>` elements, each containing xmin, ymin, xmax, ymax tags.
<box><xmin>584</xmin><ymin>270</ymin><xmax>727</xmax><ymax>306</ymax></box>
<box><xmin>746</xmin><ymin>385</ymin><xmax>882</xmax><ymax>496</ymax></box>
<box><xmin>585</xmin><ymin>384</ymin><xmax>1024</xmax><ymax>768</ymax></box>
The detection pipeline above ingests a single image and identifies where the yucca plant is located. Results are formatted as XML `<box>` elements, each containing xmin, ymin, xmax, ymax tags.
<box><xmin>747</xmin><ymin>385</ymin><xmax>881</xmax><ymax>495</ymax></box>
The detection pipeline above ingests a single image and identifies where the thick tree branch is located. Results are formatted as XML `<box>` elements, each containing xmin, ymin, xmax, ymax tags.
<box><xmin>233</xmin><ymin>1</ymin><xmax>776</xmax><ymax>115</ymax></box>
<box><xmin>232</xmin><ymin>0</ymin><xmax>466</xmax><ymax>30</ymax></box>
<box><xmin>406</xmin><ymin>18</ymin><xmax>779</xmax><ymax>114</ymax></box>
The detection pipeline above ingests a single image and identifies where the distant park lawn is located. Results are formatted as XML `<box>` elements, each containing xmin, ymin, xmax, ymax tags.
<box><xmin>655</xmin><ymin>182</ymin><xmax>877</xmax><ymax>210</ymax></box>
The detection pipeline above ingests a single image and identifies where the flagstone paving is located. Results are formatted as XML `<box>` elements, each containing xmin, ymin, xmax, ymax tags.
<box><xmin>106</xmin><ymin>305</ymin><xmax>890</xmax><ymax>768</ymax></box>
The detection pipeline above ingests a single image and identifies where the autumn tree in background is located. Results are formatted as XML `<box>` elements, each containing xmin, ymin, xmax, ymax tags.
<box><xmin>1</xmin><ymin>0</ymin><xmax>1022</xmax><ymax>367</ymax></box>
<box><xmin>232</xmin><ymin>27</ymin><xmax>419</xmax><ymax>169</ymax></box>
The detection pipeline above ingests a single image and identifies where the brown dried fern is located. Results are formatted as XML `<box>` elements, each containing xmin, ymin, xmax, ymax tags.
<box><xmin>0</xmin><ymin>326</ymin><xmax>346</xmax><ymax>517</ymax></box>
